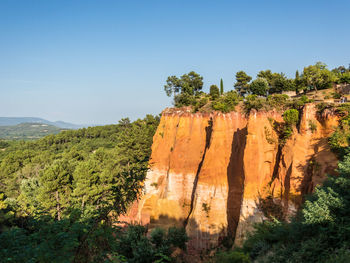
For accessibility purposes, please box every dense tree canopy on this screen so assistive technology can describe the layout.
[302,62,336,92]
[0,115,165,262]
[249,78,269,96]
[164,71,204,107]
[209,85,220,100]
[234,71,252,95]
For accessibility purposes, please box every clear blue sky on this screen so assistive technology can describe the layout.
[1,0,349,124]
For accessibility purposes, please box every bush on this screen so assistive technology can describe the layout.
[167,227,188,250]
[150,227,166,248]
[266,94,289,110]
[193,96,209,112]
[215,250,251,263]
[283,109,299,126]
[174,93,196,107]
[116,225,188,262]
[243,95,265,113]
[309,120,317,133]
[212,91,240,113]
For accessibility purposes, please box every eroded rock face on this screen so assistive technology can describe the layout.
[122,104,338,249]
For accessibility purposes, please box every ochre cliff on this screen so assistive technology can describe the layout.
[122,104,338,249]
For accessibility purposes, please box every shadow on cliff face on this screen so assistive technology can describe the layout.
[295,137,338,202]
[148,214,232,254]
[184,118,213,228]
[226,127,247,244]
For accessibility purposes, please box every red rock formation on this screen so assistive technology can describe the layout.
[122,104,339,249]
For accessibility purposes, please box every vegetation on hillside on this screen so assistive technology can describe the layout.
[164,62,350,113]
[0,122,64,140]
[0,115,192,262]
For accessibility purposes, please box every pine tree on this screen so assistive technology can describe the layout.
[37,159,73,220]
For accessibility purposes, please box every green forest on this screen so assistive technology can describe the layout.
[0,115,190,262]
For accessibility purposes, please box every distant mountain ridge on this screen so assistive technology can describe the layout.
[0,117,86,129]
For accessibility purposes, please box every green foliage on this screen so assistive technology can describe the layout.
[282,109,299,126]
[327,103,350,158]
[167,226,188,250]
[235,71,252,95]
[270,73,296,93]
[0,123,64,140]
[0,115,160,262]
[209,85,220,100]
[257,70,274,86]
[257,71,296,94]
[339,72,350,84]
[212,90,240,113]
[243,95,265,113]
[164,71,204,107]
[0,140,10,148]
[242,148,350,263]
[266,94,289,110]
[249,78,269,96]
[333,92,342,99]
[309,120,317,133]
[215,250,251,263]
[302,62,338,92]
[115,225,188,262]
[220,78,224,95]
[0,214,120,263]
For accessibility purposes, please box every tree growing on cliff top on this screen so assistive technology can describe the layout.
[164,71,203,96]
[220,78,224,95]
[302,62,337,92]
[210,85,220,100]
[249,78,269,96]
[164,71,204,107]
[234,71,252,96]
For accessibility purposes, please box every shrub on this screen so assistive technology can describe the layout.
[283,109,299,126]
[150,227,166,248]
[308,120,317,133]
[193,96,209,112]
[167,227,188,250]
[243,95,265,113]
[215,250,251,263]
[174,93,196,107]
[212,91,240,113]
[266,94,289,110]
[332,92,342,99]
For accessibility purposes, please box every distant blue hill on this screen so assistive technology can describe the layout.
[0,117,87,129]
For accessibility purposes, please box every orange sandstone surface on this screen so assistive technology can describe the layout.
[122,104,338,249]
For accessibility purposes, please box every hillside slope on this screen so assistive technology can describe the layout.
[0,123,64,140]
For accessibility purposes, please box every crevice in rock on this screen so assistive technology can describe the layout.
[301,156,316,200]
[270,144,283,187]
[183,117,213,227]
[226,127,248,243]
[282,160,293,217]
